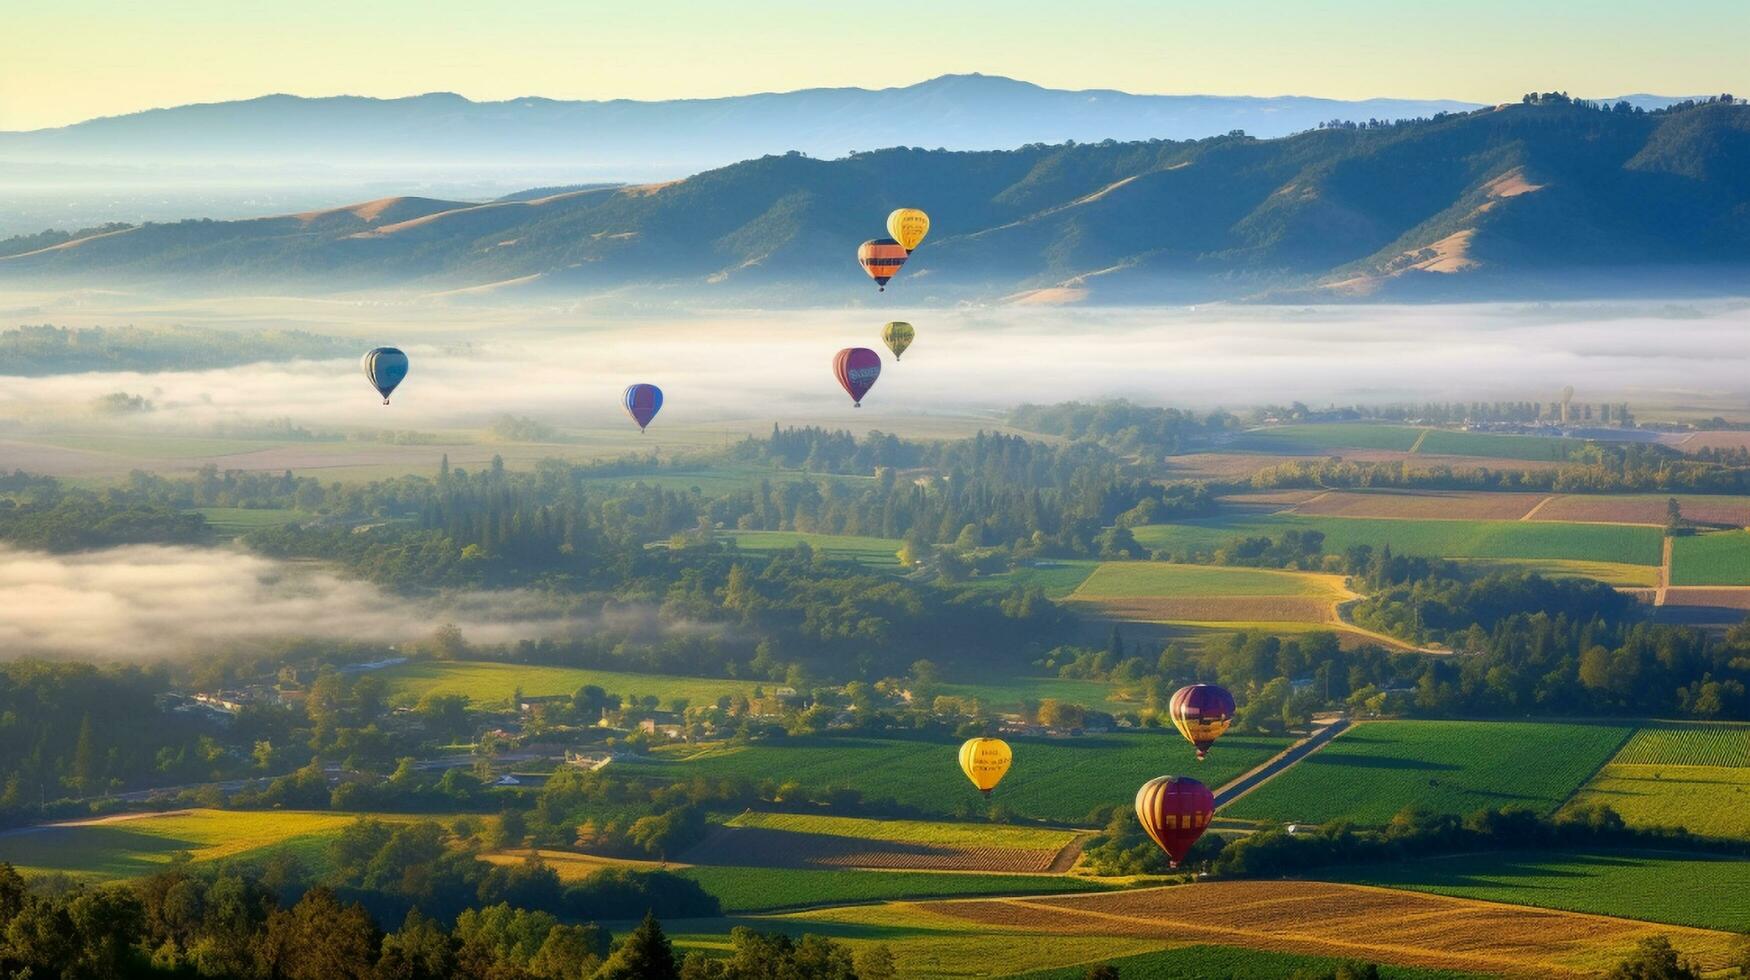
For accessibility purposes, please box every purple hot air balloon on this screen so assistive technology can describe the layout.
[623,383,663,432]
[833,348,881,407]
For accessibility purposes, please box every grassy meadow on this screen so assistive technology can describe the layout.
[619,732,1291,826]
[677,865,1113,914]
[379,660,762,709]
[1222,720,1632,825]
[0,809,379,879]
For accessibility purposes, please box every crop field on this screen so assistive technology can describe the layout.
[719,530,901,565]
[1133,514,1663,566]
[678,866,1112,914]
[1414,429,1581,461]
[1068,562,1347,626]
[1214,488,1328,510]
[725,812,1079,851]
[1669,529,1750,585]
[1570,766,1750,839]
[379,660,760,709]
[1072,563,1342,599]
[918,880,1747,976]
[1565,723,1750,839]
[481,849,664,882]
[1221,720,1632,825]
[1609,722,1750,766]
[1290,489,1546,521]
[682,812,1079,872]
[1324,849,1750,934]
[1448,557,1659,587]
[958,560,1100,598]
[619,732,1293,826]
[1232,424,1424,454]
[1532,493,1750,527]
[1005,945,1480,980]
[0,809,375,879]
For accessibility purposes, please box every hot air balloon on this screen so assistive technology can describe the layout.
[1169,684,1236,761]
[1134,775,1214,868]
[958,737,1012,797]
[857,239,908,291]
[623,383,663,432]
[361,347,409,405]
[887,208,930,252]
[881,321,915,360]
[833,348,881,407]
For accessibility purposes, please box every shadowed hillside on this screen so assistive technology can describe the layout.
[4,98,1747,303]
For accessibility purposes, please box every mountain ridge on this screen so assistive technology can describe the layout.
[6,97,1747,305]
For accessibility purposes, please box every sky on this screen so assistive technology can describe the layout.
[2,0,1746,131]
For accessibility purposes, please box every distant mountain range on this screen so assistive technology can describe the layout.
[5,98,1747,304]
[1,75,1496,179]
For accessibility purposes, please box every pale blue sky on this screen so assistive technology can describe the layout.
[3,0,1745,129]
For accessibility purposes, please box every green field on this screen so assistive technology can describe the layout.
[1670,529,1750,585]
[721,530,902,566]
[1234,424,1423,454]
[1570,765,1750,839]
[620,732,1292,826]
[0,809,375,879]
[1133,514,1662,566]
[1449,557,1659,588]
[1609,723,1750,767]
[1072,563,1341,598]
[1323,849,1750,933]
[379,660,761,709]
[724,811,1079,850]
[1006,944,1481,980]
[1566,723,1750,839]
[959,560,1100,598]
[679,865,1112,914]
[1222,721,1632,825]
[1414,429,1581,461]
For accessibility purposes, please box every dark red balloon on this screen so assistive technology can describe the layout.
[1169,683,1236,760]
[833,347,882,407]
[1134,775,1214,868]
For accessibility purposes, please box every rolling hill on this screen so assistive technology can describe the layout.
[4,97,1747,303]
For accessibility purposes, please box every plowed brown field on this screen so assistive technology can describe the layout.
[1291,489,1545,520]
[680,826,1069,873]
[923,880,1745,977]
[1533,494,1750,527]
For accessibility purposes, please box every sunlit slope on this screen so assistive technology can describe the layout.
[8,101,1749,299]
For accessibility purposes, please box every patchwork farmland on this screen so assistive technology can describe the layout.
[1067,561,1350,627]
[1221,720,1632,825]
[1567,723,1750,840]
[1134,514,1664,567]
[682,811,1084,872]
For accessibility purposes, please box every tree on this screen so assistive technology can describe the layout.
[375,910,455,980]
[854,944,897,980]
[1605,936,1700,980]
[595,911,679,980]
[70,713,101,796]
[259,888,379,980]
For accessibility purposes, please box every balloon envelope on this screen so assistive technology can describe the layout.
[958,737,1012,796]
[833,348,882,406]
[887,208,930,252]
[361,347,409,404]
[882,321,915,360]
[1135,775,1214,868]
[1169,684,1236,760]
[623,383,664,432]
[857,238,907,290]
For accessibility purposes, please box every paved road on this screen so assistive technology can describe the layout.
[1212,719,1349,809]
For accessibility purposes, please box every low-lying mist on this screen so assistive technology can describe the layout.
[0,544,630,660]
[3,301,1749,436]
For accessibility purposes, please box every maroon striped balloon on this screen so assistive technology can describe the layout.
[833,347,882,407]
[1134,775,1214,868]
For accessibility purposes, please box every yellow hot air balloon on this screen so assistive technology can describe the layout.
[887,208,930,253]
[958,737,1012,797]
[882,321,915,360]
